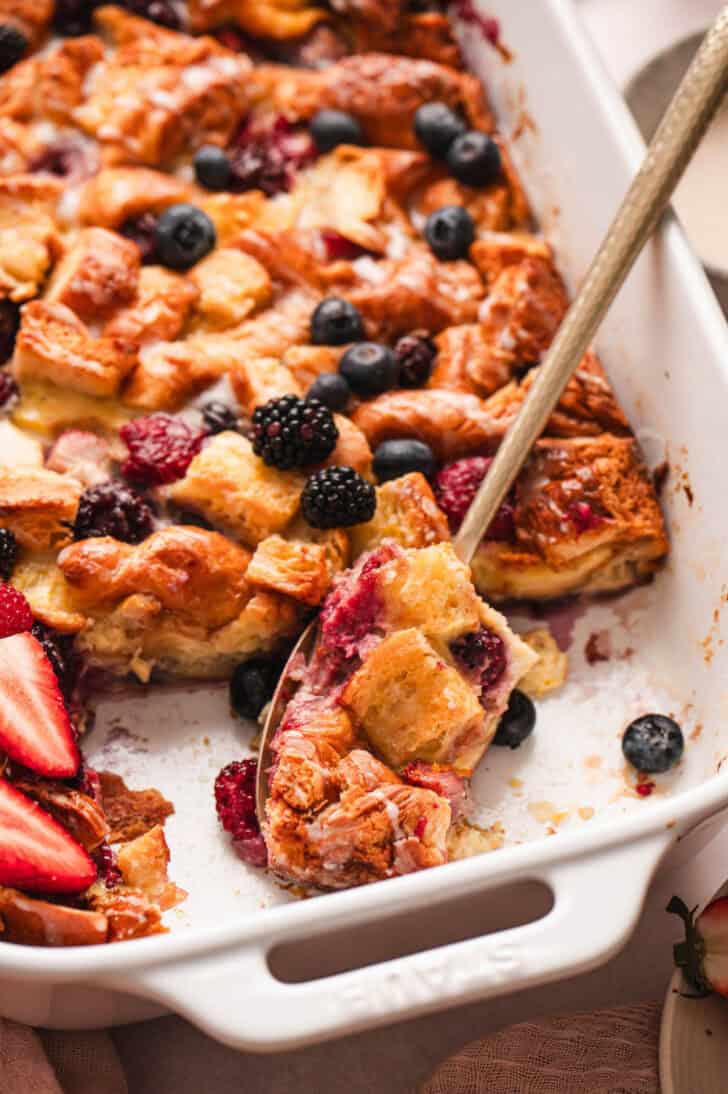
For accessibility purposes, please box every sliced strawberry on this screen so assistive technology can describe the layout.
[0,778,96,894]
[0,633,79,777]
[669,894,728,997]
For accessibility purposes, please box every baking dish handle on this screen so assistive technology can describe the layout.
[106,831,669,1051]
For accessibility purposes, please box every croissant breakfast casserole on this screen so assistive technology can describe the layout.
[0,1,672,945]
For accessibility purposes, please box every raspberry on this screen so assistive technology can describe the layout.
[253,394,338,470]
[0,584,33,638]
[450,626,506,695]
[229,116,317,197]
[93,842,122,889]
[214,760,267,867]
[301,466,376,529]
[320,230,368,262]
[120,414,205,487]
[395,333,437,388]
[434,456,515,540]
[0,528,17,580]
[73,481,154,544]
[567,500,605,534]
[29,140,95,180]
[119,213,159,263]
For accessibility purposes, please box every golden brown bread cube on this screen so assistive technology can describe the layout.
[104,266,199,345]
[350,472,449,558]
[45,228,140,322]
[246,534,331,606]
[0,36,103,124]
[189,249,272,330]
[78,167,193,229]
[187,0,327,38]
[0,466,81,551]
[167,432,305,546]
[14,302,138,399]
[121,339,226,411]
[376,543,482,642]
[352,388,497,462]
[0,176,63,302]
[471,436,668,601]
[11,554,87,633]
[342,628,485,770]
[76,11,251,166]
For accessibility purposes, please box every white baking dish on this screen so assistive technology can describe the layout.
[3,0,728,1050]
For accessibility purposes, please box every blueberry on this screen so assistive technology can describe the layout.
[622,714,684,774]
[424,205,475,261]
[201,401,238,434]
[414,102,467,158]
[310,109,364,153]
[339,342,398,397]
[373,439,436,483]
[447,131,502,188]
[311,297,365,345]
[307,372,351,412]
[493,690,536,749]
[0,24,27,73]
[395,333,437,388]
[230,657,281,721]
[155,204,216,271]
[194,145,232,191]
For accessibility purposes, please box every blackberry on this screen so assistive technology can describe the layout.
[201,401,239,434]
[0,528,16,580]
[31,622,74,692]
[450,626,506,694]
[119,213,159,264]
[301,466,376,529]
[0,24,27,74]
[73,481,154,544]
[0,301,20,364]
[395,333,437,387]
[252,395,338,470]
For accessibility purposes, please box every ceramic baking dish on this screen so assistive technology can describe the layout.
[2,0,728,1051]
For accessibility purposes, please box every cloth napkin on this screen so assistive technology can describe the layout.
[0,1022,127,1094]
[422,1002,661,1093]
[0,1003,661,1093]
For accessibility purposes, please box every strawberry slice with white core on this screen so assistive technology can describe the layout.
[0,633,79,777]
[0,778,96,893]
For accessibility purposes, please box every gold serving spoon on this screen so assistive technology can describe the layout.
[256,6,728,824]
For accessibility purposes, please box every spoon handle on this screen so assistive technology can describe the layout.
[454,4,728,566]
